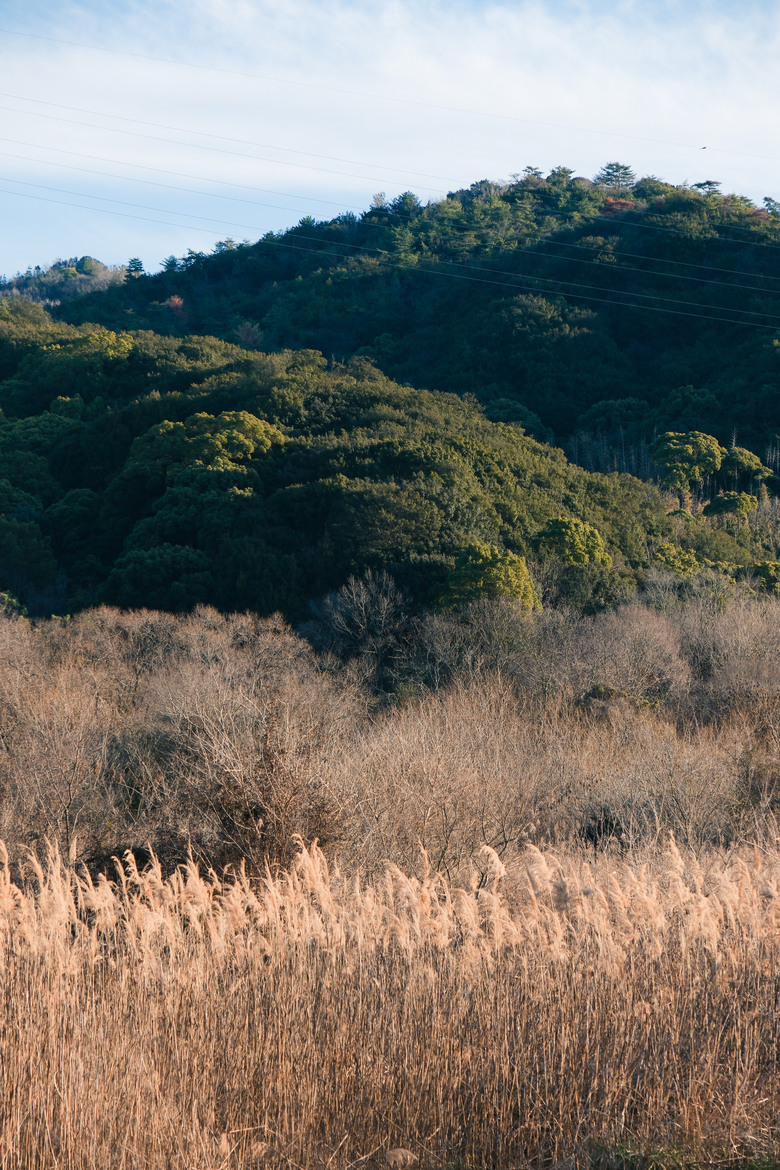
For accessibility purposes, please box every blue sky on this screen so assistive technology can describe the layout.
[1,0,779,276]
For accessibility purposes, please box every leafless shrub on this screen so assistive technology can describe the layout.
[304,569,408,692]
[676,594,780,698]
[2,593,780,877]
[573,603,691,702]
[0,608,358,872]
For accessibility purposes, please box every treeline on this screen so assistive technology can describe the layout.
[2,165,780,617]
[55,164,780,452]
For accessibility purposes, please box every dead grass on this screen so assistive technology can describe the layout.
[1,838,779,1168]
[2,598,780,1166]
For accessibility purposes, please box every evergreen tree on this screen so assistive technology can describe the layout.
[593,162,636,189]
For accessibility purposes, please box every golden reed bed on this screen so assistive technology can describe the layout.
[1,839,779,1170]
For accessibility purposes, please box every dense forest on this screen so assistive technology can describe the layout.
[1,163,780,620]
[51,163,780,452]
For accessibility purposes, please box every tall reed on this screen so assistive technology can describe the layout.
[1,838,778,1168]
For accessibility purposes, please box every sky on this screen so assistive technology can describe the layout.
[1,0,779,276]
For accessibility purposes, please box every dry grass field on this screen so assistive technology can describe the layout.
[3,589,780,1167]
[2,836,780,1169]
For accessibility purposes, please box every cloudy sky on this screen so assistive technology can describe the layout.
[1,0,779,276]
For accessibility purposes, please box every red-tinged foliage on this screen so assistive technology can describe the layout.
[600,198,636,215]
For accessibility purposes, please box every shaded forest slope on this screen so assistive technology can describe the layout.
[2,166,780,616]
[52,167,780,457]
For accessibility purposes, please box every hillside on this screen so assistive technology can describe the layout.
[49,166,780,459]
[2,166,780,618]
[0,296,684,616]
[5,171,780,1170]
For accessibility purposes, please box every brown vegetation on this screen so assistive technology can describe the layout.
[2,593,780,877]
[3,592,780,1166]
[1,836,779,1168]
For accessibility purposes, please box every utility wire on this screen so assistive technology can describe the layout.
[6,164,780,299]
[5,171,775,320]
[0,103,447,194]
[233,233,780,331]
[515,241,780,296]
[6,182,776,331]
[0,92,452,184]
[1,26,777,165]
[0,149,334,221]
[0,176,268,233]
[6,128,780,288]
[2,85,779,262]
[0,184,249,237]
[3,177,779,325]
[6,112,780,273]
[0,135,362,208]
[578,206,780,253]
[256,229,780,322]
[4,172,779,321]
[542,236,780,285]
[3,124,780,306]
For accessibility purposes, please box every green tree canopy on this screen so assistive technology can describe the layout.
[753,561,780,592]
[537,516,612,566]
[593,162,636,189]
[105,543,212,610]
[703,490,757,516]
[654,542,701,578]
[441,543,541,609]
[650,431,727,505]
[722,446,772,488]
[121,410,284,497]
[702,491,758,533]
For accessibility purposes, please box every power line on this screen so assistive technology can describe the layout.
[0,103,447,194]
[595,207,780,253]
[7,131,780,293]
[3,125,780,311]
[4,171,780,326]
[0,148,332,221]
[251,206,780,312]
[3,181,777,331]
[244,234,780,331]
[543,236,780,285]
[518,240,780,296]
[0,135,363,208]
[0,91,452,184]
[266,229,780,323]
[7,163,779,300]
[4,109,780,272]
[0,184,245,238]
[376,192,780,270]
[242,201,780,313]
[0,175,264,233]
[1,26,777,164]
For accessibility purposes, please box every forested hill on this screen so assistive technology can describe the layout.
[2,164,780,619]
[0,297,678,617]
[51,166,780,458]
